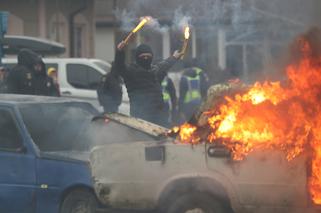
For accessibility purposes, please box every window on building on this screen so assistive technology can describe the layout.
[226,45,243,77]
[0,109,23,152]
[66,64,102,90]
[74,25,83,57]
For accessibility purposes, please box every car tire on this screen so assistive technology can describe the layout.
[60,189,97,213]
[165,192,228,213]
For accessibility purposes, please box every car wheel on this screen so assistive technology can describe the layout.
[165,192,227,213]
[60,189,97,213]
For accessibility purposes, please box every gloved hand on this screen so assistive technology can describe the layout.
[173,50,185,59]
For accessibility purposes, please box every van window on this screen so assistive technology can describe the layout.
[66,64,102,90]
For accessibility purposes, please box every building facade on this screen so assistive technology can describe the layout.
[95,0,321,83]
[1,0,95,57]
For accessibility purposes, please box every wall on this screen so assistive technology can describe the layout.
[95,27,115,62]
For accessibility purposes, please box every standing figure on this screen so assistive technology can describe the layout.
[161,75,177,127]
[6,48,59,96]
[115,41,183,126]
[0,66,8,93]
[47,67,60,96]
[97,62,123,113]
[179,61,209,122]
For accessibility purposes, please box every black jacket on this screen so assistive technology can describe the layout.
[114,49,177,123]
[97,63,123,113]
[6,49,58,96]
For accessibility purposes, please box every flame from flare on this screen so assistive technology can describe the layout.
[173,38,321,204]
[132,17,151,33]
[184,26,190,40]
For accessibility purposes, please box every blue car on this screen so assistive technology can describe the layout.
[0,94,102,213]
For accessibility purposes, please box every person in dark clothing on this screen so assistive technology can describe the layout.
[115,41,183,126]
[37,60,60,97]
[179,63,209,123]
[6,49,58,96]
[97,62,123,113]
[161,75,177,127]
[0,66,8,93]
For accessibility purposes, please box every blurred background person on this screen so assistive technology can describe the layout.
[47,67,60,96]
[97,62,123,113]
[161,74,177,127]
[179,58,209,123]
[7,48,59,97]
[0,66,8,93]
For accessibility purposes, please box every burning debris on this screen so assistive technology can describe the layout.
[170,28,321,204]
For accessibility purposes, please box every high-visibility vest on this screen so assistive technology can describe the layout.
[183,74,201,104]
[162,77,171,108]
[194,67,203,75]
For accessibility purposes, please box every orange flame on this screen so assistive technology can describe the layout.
[173,38,321,204]
[178,123,200,144]
[132,16,151,33]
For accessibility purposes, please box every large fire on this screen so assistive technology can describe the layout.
[172,30,321,204]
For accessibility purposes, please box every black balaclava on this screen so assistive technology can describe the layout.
[135,44,153,69]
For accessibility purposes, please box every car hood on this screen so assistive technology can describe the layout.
[41,150,90,162]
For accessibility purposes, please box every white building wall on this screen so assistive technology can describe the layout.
[95,27,115,62]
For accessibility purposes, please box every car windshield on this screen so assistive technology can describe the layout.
[92,60,111,73]
[19,102,98,152]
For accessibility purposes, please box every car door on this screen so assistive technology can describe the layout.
[0,107,37,213]
[205,143,308,210]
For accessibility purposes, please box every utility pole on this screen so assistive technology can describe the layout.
[0,11,9,65]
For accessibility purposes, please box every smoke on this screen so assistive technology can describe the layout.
[111,0,321,83]
[172,8,192,30]
[114,10,169,34]
[146,17,169,34]
[113,9,136,32]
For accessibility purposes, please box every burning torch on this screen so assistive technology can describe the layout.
[180,26,190,59]
[122,17,151,45]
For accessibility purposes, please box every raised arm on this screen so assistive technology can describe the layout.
[154,50,184,82]
[114,41,128,77]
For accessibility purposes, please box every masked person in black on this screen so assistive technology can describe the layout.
[7,49,58,96]
[115,41,183,126]
[97,62,123,113]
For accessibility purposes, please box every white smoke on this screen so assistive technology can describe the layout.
[172,8,192,30]
[113,9,136,32]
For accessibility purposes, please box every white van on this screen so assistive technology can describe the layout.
[2,58,129,114]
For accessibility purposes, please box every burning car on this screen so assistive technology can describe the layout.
[90,29,321,213]
[89,113,315,213]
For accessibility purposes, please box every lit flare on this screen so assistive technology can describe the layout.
[123,16,151,44]
[180,26,190,58]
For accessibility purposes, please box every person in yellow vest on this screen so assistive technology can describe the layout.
[179,59,209,123]
[47,67,60,96]
[161,75,177,127]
